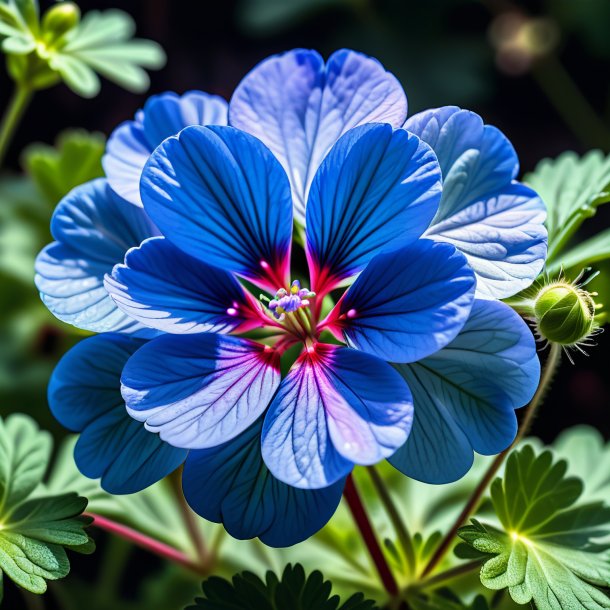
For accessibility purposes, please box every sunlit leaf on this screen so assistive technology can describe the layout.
[54,9,166,97]
[457,445,610,609]
[524,150,610,264]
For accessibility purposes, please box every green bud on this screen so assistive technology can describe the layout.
[41,2,80,43]
[534,282,596,346]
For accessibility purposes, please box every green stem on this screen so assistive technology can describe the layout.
[418,560,481,591]
[0,83,33,168]
[95,536,131,604]
[420,343,562,577]
[366,465,417,576]
[171,468,210,569]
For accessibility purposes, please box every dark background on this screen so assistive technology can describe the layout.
[0,0,609,606]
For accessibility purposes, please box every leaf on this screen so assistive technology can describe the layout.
[186,564,379,610]
[546,228,610,276]
[0,414,93,595]
[22,129,105,206]
[0,0,36,54]
[0,414,52,515]
[524,150,610,263]
[552,426,610,506]
[457,445,610,609]
[54,9,166,97]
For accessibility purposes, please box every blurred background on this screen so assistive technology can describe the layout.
[0,0,609,606]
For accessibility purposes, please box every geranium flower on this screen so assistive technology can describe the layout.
[37,49,546,546]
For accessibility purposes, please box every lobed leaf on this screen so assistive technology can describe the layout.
[524,150,610,265]
[458,445,610,609]
[186,564,379,610]
[0,415,93,595]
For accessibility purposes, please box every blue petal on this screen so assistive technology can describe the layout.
[388,299,540,483]
[306,124,441,292]
[230,48,408,224]
[105,236,256,334]
[35,179,158,335]
[335,239,476,363]
[49,334,186,494]
[141,125,292,290]
[121,334,281,449]
[405,107,547,299]
[183,418,345,547]
[103,91,228,206]
[261,343,413,489]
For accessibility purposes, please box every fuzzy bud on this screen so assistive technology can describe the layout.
[533,282,596,346]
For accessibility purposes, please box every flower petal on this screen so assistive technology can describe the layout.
[49,334,186,494]
[103,91,228,206]
[105,236,256,334]
[405,106,547,299]
[389,299,540,483]
[306,124,441,292]
[183,418,345,547]
[141,125,292,290]
[35,178,157,335]
[334,239,475,363]
[230,48,408,224]
[261,343,413,489]
[121,334,281,449]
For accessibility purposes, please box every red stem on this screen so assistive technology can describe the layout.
[343,475,399,597]
[86,513,207,575]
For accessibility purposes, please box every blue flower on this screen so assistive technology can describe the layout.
[39,48,545,546]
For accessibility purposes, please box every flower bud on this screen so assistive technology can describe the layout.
[41,3,80,43]
[533,282,596,346]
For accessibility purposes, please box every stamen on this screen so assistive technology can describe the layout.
[259,280,316,325]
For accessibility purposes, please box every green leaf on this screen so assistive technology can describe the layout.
[22,129,105,205]
[0,414,92,596]
[552,426,610,507]
[0,414,51,515]
[458,445,610,609]
[0,0,36,53]
[54,9,166,97]
[186,564,379,610]
[546,227,610,275]
[524,150,610,263]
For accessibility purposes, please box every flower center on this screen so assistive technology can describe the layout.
[265,280,315,320]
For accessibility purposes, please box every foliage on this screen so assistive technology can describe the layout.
[0,414,93,600]
[0,0,165,96]
[23,128,105,204]
[186,564,379,610]
[524,150,610,271]
[457,445,610,609]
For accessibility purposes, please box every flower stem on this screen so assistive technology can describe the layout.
[0,83,33,169]
[366,465,417,575]
[418,560,481,590]
[420,342,562,577]
[170,468,210,568]
[343,474,399,597]
[86,513,208,576]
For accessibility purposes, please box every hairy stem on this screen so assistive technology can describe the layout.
[366,465,417,575]
[421,342,562,577]
[86,513,209,576]
[0,84,32,168]
[343,474,399,597]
